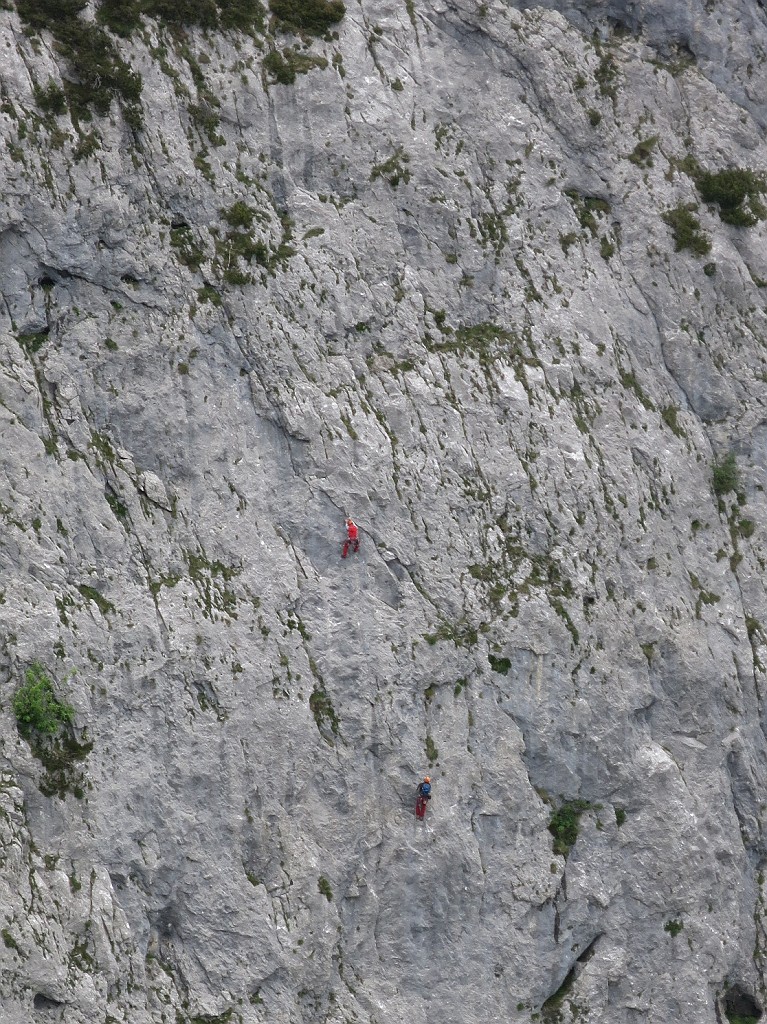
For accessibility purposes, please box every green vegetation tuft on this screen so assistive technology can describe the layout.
[548,798,594,857]
[309,686,339,735]
[221,201,256,229]
[425,734,438,764]
[370,147,411,187]
[18,0,142,121]
[663,919,683,937]
[661,405,686,438]
[16,329,49,355]
[170,226,206,271]
[78,584,116,616]
[269,0,345,35]
[738,518,755,539]
[12,663,91,798]
[696,168,767,227]
[595,51,618,97]
[34,80,67,115]
[98,0,265,35]
[564,190,611,236]
[22,0,265,122]
[263,47,328,84]
[13,662,74,737]
[541,963,576,1022]
[197,285,222,305]
[488,654,511,675]
[619,370,654,410]
[725,1009,761,1024]
[712,453,739,496]
[628,135,658,168]
[662,204,711,255]
[317,875,333,900]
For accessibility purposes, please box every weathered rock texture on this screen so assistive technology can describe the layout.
[1,0,767,1022]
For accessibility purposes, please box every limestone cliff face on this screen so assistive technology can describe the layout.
[1,1,767,1021]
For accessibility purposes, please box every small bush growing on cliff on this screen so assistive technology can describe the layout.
[370,147,411,188]
[697,168,767,227]
[217,0,266,31]
[170,225,206,270]
[425,734,438,764]
[662,204,711,255]
[221,201,256,229]
[712,453,739,496]
[13,664,92,799]
[263,47,328,84]
[21,0,265,122]
[309,686,339,736]
[563,190,611,237]
[13,663,74,736]
[98,0,265,35]
[18,0,142,122]
[548,799,595,857]
[269,0,345,35]
[628,135,658,168]
[34,81,67,115]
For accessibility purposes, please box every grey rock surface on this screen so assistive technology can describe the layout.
[1,1,767,1022]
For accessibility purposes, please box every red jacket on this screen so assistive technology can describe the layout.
[346,520,358,541]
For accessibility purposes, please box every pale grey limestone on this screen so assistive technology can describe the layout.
[0,1,767,1022]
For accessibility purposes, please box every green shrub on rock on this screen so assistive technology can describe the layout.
[269,0,345,35]
[98,0,265,34]
[662,204,711,255]
[548,798,594,857]
[712,453,739,496]
[13,662,74,737]
[697,168,767,227]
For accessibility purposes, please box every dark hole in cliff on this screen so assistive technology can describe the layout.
[34,993,63,1010]
[724,984,763,1023]
[38,275,55,289]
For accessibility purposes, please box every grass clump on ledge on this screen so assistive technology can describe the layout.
[628,134,658,168]
[696,168,767,227]
[309,686,339,736]
[548,798,595,857]
[17,0,142,123]
[269,0,345,35]
[712,453,739,497]
[97,0,266,35]
[263,47,328,85]
[662,204,711,256]
[13,663,91,799]
[13,662,74,737]
[21,0,267,122]
[425,734,438,764]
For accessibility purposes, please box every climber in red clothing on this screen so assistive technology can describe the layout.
[415,776,431,820]
[342,518,359,559]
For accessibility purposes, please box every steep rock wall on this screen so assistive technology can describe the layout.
[1,1,767,1022]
